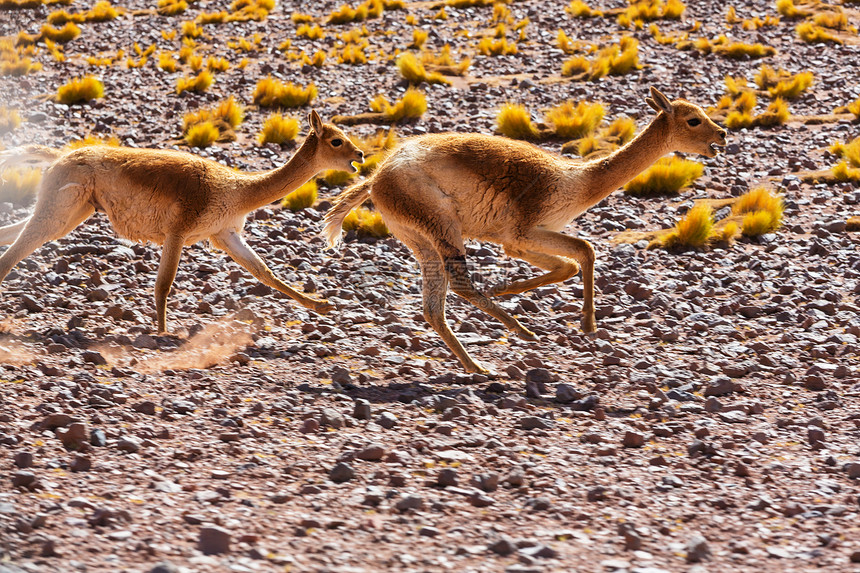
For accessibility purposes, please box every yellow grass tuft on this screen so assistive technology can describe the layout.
[38,22,81,44]
[297,23,325,40]
[0,107,22,134]
[410,29,428,49]
[396,52,450,85]
[370,88,427,122]
[477,37,518,56]
[157,0,187,16]
[253,77,317,108]
[66,134,120,149]
[624,156,703,196]
[844,97,860,120]
[0,168,41,204]
[421,44,471,75]
[566,0,602,17]
[281,180,318,211]
[714,40,776,59]
[343,206,390,238]
[604,116,636,144]
[562,36,639,80]
[754,98,789,127]
[658,204,714,249]
[56,75,104,104]
[302,50,327,67]
[796,21,842,44]
[832,161,860,181]
[776,0,808,18]
[497,103,539,140]
[831,136,860,167]
[176,70,214,94]
[741,211,780,237]
[185,121,219,148]
[258,113,299,145]
[544,100,604,140]
[733,187,783,216]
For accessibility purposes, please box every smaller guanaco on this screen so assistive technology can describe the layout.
[0,111,364,333]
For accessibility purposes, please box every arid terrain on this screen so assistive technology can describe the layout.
[1,0,859,572]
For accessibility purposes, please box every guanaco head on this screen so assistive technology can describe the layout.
[308,110,364,173]
[646,87,727,158]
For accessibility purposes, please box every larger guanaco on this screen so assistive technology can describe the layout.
[323,88,727,374]
[0,111,364,333]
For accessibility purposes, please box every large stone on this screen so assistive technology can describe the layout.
[199,525,231,555]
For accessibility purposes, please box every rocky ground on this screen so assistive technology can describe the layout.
[1,0,860,572]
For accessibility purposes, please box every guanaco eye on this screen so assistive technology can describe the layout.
[687,118,702,127]
[331,138,343,147]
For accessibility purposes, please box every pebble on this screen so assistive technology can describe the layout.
[356,444,386,461]
[300,419,319,433]
[116,436,142,453]
[377,411,398,429]
[198,525,231,555]
[329,462,355,483]
[394,494,424,512]
[70,455,91,472]
[58,423,88,450]
[437,468,458,487]
[489,536,517,556]
[89,429,107,447]
[555,383,583,403]
[13,451,33,468]
[685,535,711,563]
[520,416,554,430]
[623,430,646,448]
[149,562,180,573]
[11,471,36,489]
[320,408,345,429]
[353,399,372,420]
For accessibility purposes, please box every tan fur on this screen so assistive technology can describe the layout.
[324,88,727,374]
[0,111,364,333]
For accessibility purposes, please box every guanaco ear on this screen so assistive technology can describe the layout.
[646,87,673,115]
[308,110,324,135]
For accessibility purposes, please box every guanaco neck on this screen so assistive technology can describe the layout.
[575,113,673,209]
[238,136,321,213]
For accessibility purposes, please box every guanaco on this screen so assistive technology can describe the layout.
[323,88,727,374]
[0,111,364,333]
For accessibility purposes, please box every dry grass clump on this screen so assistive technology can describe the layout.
[776,0,810,18]
[282,180,318,211]
[649,23,689,45]
[566,0,602,17]
[176,70,214,94]
[183,97,244,141]
[496,103,539,140]
[343,206,390,238]
[49,1,118,24]
[796,22,842,44]
[683,35,776,59]
[297,23,325,40]
[56,75,104,104]
[370,88,426,121]
[421,44,471,76]
[624,156,703,196]
[1,39,42,76]
[17,22,81,45]
[258,113,299,145]
[65,134,120,149]
[326,0,402,25]
[335,42,368,65]
[617,0,686,28]
[831,136,860,181]
[302,50,327,67]
[732,187,784,236]
[0,107,22,134]
[185,121,219,148]
[659,204,714,249]
[157,0,188,16]
[843,97,860,120]
[477,37,518,56]
[253,77,317,108]
[396,52,451,85]
[847,216,860,232]
[0,168,40,204]
[722,91,790,130]
[410,29,429,49]
[562,36,639,80]
[754,65,814,100]
[544,100,604,140]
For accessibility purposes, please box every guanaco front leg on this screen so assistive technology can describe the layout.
[155,234,185,334]
[210,230,333,314]
[488,246,580,297]
[512,229,596,333]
